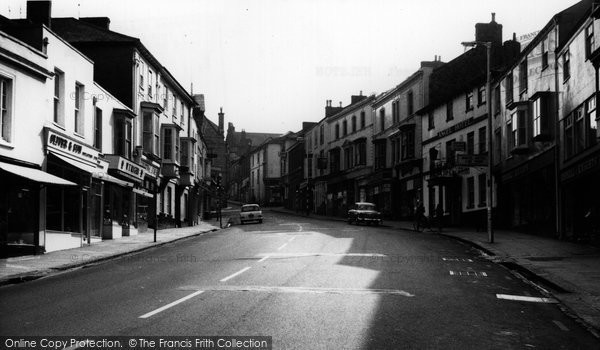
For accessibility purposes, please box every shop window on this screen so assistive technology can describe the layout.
[142,111,160,156]
[0,76,13,143]
[467,177,475,209]
[478,173,487,207]
[162,125,180,163]
[53,69,64,126]
[93,107,102,149]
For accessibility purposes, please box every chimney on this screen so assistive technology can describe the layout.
[475,12,502,47]
[218,107,225,135]
[351,91,367,104]
[325,99,344,118]
[502,32,521,65]
[27,1,51,28]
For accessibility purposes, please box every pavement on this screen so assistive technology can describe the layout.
[1,204,599,337]
[268,206,600,336]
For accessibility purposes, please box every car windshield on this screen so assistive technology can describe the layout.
[356,204,376,211]
[241,205,260,212]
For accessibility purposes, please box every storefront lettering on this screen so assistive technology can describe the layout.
[47,130,98,162]
[561,155,600,181]
[437,118,475,138]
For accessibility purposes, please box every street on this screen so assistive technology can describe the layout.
[1,210,598,349]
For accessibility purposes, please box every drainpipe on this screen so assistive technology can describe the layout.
[553,20,563,239]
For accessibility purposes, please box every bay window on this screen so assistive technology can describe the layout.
[142,111,160,156]
[161,124,181,164]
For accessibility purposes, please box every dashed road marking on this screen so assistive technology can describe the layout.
[139,290,204,319]
[277,243,288,250]
[220,267,251,282]
[552,320,569,331]
[443,258,473,262]
[258,255,270,263]
[449,270,488,277]
[259,253,387,258]
[180,285,415,296]
[288,236,296,242]
[496,294,558,303]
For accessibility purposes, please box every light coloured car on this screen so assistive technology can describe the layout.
[347,202,382,225]
[240,204,263,224]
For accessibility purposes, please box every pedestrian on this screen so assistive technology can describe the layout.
[414,202,425,232]
[436,203,443,233]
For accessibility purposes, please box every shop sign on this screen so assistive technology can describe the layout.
[46,129,99,167]
[561,153,600,182]
[436,118,475,138]
[456,154,488,166]
[142,161,160,179]
[105,155,145,182]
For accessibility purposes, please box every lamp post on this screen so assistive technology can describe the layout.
[461,40,494,243]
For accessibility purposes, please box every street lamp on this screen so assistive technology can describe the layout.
[461,40,494,243]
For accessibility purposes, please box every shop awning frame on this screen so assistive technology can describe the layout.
[49,152,133,188]
[0,161,77,186]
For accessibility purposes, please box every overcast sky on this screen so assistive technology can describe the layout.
[2,0,577,134]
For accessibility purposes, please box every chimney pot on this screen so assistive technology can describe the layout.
[339,102,342,107]
[513,32,517,41]
[492,13,496,22]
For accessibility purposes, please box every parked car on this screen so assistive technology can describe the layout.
[347,202,382,225]
[240,204,263,224]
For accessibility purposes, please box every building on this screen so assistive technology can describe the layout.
[280,122,316,211]
[418,14,520,227]
[0,2,140,255]
[47,11,207,229]
[201,110,227,210]
[556,1,600,241]
[249,137,285,206]
[493,0,592,235]
[371,59,443,219]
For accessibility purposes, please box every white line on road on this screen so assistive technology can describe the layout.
[139,290,204,319]
[258,255,270,263]
[180,285,415,296]
[220,267,251,282]
[496,294,558,303]
[260,253,387,258]
[552,320,569,331]
[277,243,288,250]
[288,236,296,242]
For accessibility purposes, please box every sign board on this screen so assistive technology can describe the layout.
[456,154,488,167]
[105,155,145,182]
[46,129,99,168]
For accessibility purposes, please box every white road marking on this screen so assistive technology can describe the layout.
[220,267,252,282]
[258,255,270,263]
[288,236,296,242]
[449,270,456,275]
[496,294,558,303]
[552,320,569,331]
[260,252,387,258]
[139,290,204,319]
[481,272,487,277]
[449,270,487,277]
[277,243,288,250]
[180,285,415,296]
[5,264,30,270]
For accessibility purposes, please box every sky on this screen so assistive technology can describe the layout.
[1,0,579,134]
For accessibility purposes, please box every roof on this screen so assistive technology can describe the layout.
[49,17,195,104]
[228,130,282,148]
[327,95,376,123]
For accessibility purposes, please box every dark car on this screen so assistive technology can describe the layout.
[347,202,382,225]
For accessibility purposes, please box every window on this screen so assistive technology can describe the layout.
[509,110,527,151]
[428,111,435,130]
[587,96,598,146]
[139,62,145,90]
[342,120,347,136]
[400,129,415,160]
[565,114,574,158]
[345,147,354,169]
[478,126,486,154]
[360,111,366,129]
[407,91,414,116]
[329,148,341,173]
[563,49,570,81]
[447,101,453,121]
[53,69,64,125]
[446,139,455,164]
[541,36,549,69]
[352,115,357,133]
[163,128,173,160]
[478,173,487,206]
[357,141,367,165]
[505,73,513,103]
[335,123,340,139]
[93,107,102,149]
[115,117,132,159]
[391,138,400,164]
[0,77,12,143]
[374,142,386,169]
[307,156,313,178]
[519,60,528,92]
[575,107,585,153]
[148,69,153,97]
[180,101,184,124]
[494,85,501,116]
[586,22,596,58]
[467,131,475,155]
[143,111,160,156]
[163,87,169,109]
[494,128,502,163]
[74,83,83,134]
[320,125,324,145]
[466,91,474,111]
[379,108,385,132]
[478,86,486,106]
[166,187,172,215]
[172,95,177,118]
[392,100,400,123]
[533,98,542,137]
[467,177,475,209]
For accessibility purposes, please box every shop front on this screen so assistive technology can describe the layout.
[0,160,76,257]
[137,158,160,232]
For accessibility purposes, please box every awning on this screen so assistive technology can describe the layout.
[133,187,154,198]
[50,152,133,188]
[0,161,76,186]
